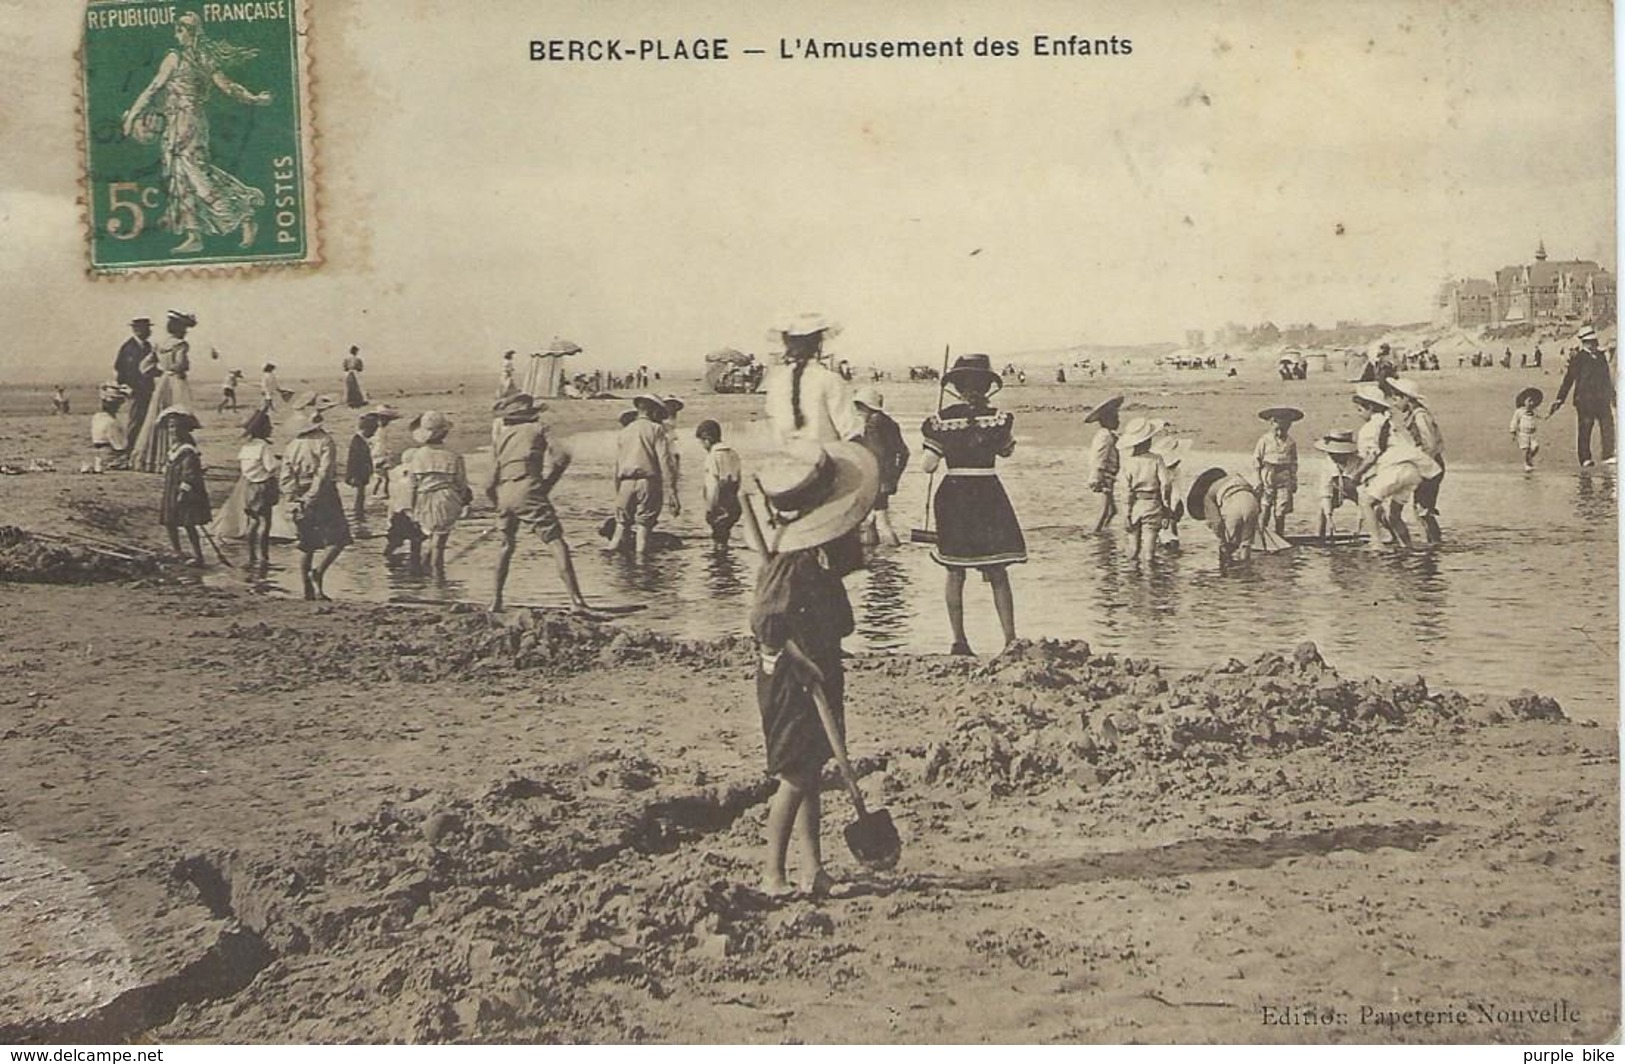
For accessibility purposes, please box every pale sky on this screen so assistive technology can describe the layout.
[0,0,1616,381]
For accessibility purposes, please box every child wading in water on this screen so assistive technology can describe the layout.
[1253,407,1301,535]
[238,408,280,567]
[747,440,879,897]
[1314,432,1360,538]
[1085,396,1124,531]
[383,416,425,569]
[406,411,472,577]
[1118,418,1171,562]
[696,419,742,545]
[157,408,211,566]
[345,412,378,522]
[1511,387,1543,472]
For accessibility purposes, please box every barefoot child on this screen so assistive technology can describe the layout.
[1253,407,1302,535]
[696,419,743,545]
[1511,387,1543,471]
[1118,417,1170,562]
[344,412,378,521]
[238,409,280,566]
[406,411,472,577]
[1186,466,1282,565]
[280,395,351,600]
[1085,396,1124,531]
[157,408,210,566]
[1314,432,1360,538]
[382,416,424,568]
[747,440,878,896]
[606,395,677,557]
[486,392,591,613]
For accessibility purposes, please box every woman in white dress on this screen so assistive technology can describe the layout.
[132,310,199,472]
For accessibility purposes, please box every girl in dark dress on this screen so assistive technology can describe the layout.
[920,354,1025,655]
[157,408,211,566]
[747,440,878,896]
[345,412,378,521]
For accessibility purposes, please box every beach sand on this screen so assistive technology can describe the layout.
[0,362,1616,1043]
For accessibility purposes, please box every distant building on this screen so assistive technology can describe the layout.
[1440,241,1614,329]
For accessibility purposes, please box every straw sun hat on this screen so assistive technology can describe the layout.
[853,386,884,411]
[413,410,453,444]
[943,354,1003,397]
[1083,395,1125,425]
[1257,407,1304,423]
[1514,387,1545,408]
[750,440,878,554]
[492,392,544,421]
[1352,383,1390,410]
[1185,466,1231,522]
[1116,417,1164,450]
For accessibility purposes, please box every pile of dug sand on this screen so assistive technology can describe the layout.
[0,526,162,584]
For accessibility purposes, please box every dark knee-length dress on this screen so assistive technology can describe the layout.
[751,550,852,779]
[921,403,1027,569]
[159,442,212,529]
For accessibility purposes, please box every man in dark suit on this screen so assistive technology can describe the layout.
[1550,326,1616,467]
[114,316,156,445]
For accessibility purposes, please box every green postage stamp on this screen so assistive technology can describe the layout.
[81,1,317,274]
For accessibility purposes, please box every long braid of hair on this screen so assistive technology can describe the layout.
[790,357,809,430]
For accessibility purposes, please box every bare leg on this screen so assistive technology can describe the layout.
[547,536,590,609]
[603,519,627,552]
[491,531,518,611]
[312,545,344,599]
[633,525,649,559]
[875,509,900,546]
[793,782,825,893]
[432,533,448,578]
[167,526,182,556]
[859,514,879,547]
[185,527,204,567]
[1094,491,1117,532]
[945,568,970,653]
[1387,503,1414,549]
[763,774,806,895]
[257,523,271,566]
[299,551,316,599]
[246,518,260,565]
[988,567,1017,648]
[353,484,366,522]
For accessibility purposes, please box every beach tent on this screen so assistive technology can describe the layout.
[704,348,759,393]
[523,339,581,399]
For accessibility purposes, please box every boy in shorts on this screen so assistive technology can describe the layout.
[486,392,590,612]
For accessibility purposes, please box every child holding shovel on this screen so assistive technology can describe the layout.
[745,440,880,897]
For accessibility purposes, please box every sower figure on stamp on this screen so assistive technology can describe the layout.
[121,12,273,254]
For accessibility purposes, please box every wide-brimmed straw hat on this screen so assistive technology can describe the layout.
[1083,395,1125,425]
[1313,435,1359,456]
[1515,386,1545,408]
[1151,437,1188,470]
[1185,466,1230,522]
[307,394,339,413]
[943,353,1003,397]
[129,316,151,326]
[413,410,453,444]
[1352,383,1390,410]
[98,381,132,403]
[1116,416,1163,450]
[1578,326,1599,344]
[1381,377,1426,405]
[853,386,884,411]
[1258,406,1304,423]
[662,395,685,414]
[773,312,842,341]
[750,440,878,554]
[156,406,200,432]
[632,393,667,416]
[166,309,198,328]
[370,404,402,422]
[492,392,545,422]
[546,338,583,356]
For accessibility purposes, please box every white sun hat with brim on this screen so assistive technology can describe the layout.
[853,386,884,411]
[1353,383,1390,409]
[1116,417,1164,450]
[412,410,453,445]
[1381,377,1427,405]
[770,312,842,343]
[749,440,878,554]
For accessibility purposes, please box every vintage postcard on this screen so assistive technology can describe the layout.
[79,0,316,274]
[0,0,1618,1048]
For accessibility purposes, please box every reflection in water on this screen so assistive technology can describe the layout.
[857,553,913,650]
[701,544,748,602]
[1575,471,1617,523]
[227,460,1618,721]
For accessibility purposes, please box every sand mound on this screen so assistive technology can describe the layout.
[0,526,161,584]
